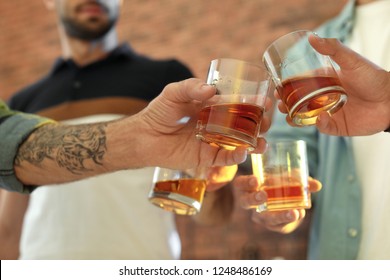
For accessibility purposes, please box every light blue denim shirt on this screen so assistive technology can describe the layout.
[0,100,54,193]
[267,0,363,259]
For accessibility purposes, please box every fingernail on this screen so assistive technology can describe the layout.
[233,151,247,165]
[249,177,258,187]
[313,32,325,43]
[255,192,265,202]
[201,83,213,90]
[264,141,269,152]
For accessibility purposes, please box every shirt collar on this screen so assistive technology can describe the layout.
[49,43,136,75]
[334,0,356,40]
[314,0,356,43]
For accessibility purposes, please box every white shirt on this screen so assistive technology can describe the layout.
[347,0,390,259]
[20,115,181,260]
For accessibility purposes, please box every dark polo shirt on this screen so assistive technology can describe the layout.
[8,43,193,120]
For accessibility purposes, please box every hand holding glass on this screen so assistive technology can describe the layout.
[251,140,311,212]
[263,30,347,126]
[148,167,207,215]
[196,58,271,151]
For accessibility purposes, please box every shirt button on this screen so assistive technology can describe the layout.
[348,228,358,238]
[347,175,355,182]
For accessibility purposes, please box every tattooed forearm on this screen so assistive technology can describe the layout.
[15,123,108,174]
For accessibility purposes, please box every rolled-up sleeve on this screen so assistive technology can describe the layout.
[0,102,54,193]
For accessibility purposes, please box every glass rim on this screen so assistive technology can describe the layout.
[250,139,307,157]
[210,57,267,71]
[267,139,307,148]
[262,29,314,62]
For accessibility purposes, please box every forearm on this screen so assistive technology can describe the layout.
[14,116,147,186]
[12,76,251,188]
[0,190,28,259]
[0,233,20,260]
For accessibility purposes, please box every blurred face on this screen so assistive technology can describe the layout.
[56,0,120,40]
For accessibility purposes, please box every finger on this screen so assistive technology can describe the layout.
[308,177,322,192]
[233,175,266,209]
[308,34,373,72]
[276,102,298,127]
[285,115,297,127]
[211,145,248,166]
[277,101,288,114]
[206,165,238,191]
[250,137,268,154]
[259,116,271,134]
[239,191,267,209]
[232,175,259,191]
[271,209,306,233]
[252,209,304,228]
[207,165,238,182]
[316,111,340,135]
[162,78,217,103]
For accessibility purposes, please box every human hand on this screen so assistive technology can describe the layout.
[190,165,238,225]
[277,35,390,136]
[233,174,322,234]
[139,78,271,169]
[205,165,238,192]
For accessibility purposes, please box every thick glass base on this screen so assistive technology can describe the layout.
[256,199,311,213]
[290,87,347,126]
[149,191,201,215]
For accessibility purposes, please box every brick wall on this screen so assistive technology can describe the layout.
[0,0,347,101]
[0,0,348,259]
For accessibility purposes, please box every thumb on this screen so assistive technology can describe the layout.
[160,78,217,103]
[308,34,367,71]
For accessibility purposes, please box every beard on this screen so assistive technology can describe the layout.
[61,16,117,41]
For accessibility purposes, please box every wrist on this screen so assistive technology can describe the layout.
[105,114,148,170]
